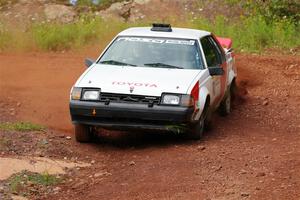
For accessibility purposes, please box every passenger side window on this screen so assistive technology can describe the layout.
[201,37,222,68]
[209,36,226,63]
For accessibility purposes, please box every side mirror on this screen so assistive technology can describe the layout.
[209,66,224,76]
[85,58,95,68]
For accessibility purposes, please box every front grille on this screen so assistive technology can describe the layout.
[100,93,161,105]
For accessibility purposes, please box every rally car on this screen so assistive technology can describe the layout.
[69,24,237,142]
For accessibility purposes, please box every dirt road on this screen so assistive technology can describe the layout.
[0,50,99,132]
[0,51,300,200]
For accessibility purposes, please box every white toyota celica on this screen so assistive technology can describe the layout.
[70,24,237,142]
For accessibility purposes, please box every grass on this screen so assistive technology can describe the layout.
[0,31,10,50]
[31,16,131,51]
[0,14,299,53]
[9,171,61,194]
[0,122,45,132]
[0,22,11,51]
[27,172,60,186]
[191,15,300,52]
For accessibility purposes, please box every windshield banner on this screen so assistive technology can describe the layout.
[117,37,195,46]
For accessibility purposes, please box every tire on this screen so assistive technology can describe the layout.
[230,79,237,101]
[75,124,93,143]
[204,108,213,130]
[188,115,205,140]
[219,89,231,116]
[187,102,209,140]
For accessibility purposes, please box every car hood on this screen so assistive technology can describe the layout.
[76,64,203,96]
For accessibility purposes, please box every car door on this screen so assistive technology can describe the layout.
[209,35,228,104]
[200,36,227,107]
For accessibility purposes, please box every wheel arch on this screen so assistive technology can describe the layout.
[194,87,211,120]
[228,68,237,87]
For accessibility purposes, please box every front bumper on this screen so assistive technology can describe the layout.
[69,100,195,131]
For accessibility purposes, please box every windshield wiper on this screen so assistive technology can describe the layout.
[99,60,137,67]
[144,62,183,69]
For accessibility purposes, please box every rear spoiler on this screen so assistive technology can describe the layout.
[216,37,232,50]
[216,36,234,57]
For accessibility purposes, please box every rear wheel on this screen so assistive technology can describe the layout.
[75,124,93,143]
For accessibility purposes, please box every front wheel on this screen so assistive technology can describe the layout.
[74,124,93,143]
[187,106,209,140]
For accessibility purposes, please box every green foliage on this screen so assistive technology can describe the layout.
[0,22,11,50]
[0,12,299,53]
[224,0,242,6]
[259,0,299,24]
[31,16,129,51]
[9,172,24,193]
[9,171,61,194]
[0,122,45,132]
[32,16,98,51]
[192,15,300,52]
[96,0,125,9]
[0,30,10,50]
[235,0,300,24]
[27,172,60,186]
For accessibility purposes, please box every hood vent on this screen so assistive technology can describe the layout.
[151,23,172,32]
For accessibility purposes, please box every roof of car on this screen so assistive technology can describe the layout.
[118,27,211,40]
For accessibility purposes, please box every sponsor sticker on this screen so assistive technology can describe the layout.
[117,37,195,46]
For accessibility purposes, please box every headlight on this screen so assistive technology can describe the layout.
[82,90,100,100]
[71,87,82,100]
[161,94,180,105]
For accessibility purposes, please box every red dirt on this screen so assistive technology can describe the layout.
[0,51,300,200]
[0,50,99,132]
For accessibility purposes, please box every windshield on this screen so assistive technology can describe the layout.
[98,37,203,69]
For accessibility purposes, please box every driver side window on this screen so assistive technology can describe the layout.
[201,37,221,68]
